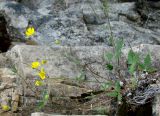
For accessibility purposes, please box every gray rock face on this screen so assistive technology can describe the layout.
[0,1,37,40]
[0,68,21,113]
[6,45,112,90]
[109,2,140,21]
[136,1,160,29]
[0,54,7,67]
[5,45,115,115]
[153,93,160,116]
[31,112,56,116]
[81,0,106,24]
[0,0,160,47]
[6,44,160,89]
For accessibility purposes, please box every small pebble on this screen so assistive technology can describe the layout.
[127,92,132,97]
[120,81,124,87]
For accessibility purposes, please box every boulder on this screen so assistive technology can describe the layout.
[0,54,7,67]
[4,44,160,115]
[31,112,60,116]
[6,45,113,90]
[0,68,22,114]
[6,44,160,90]
[152,92,160,116]
[81,0,106,24]
[0,0,160,48]
[0,1,95,46]
[0,68,17,84]
[108,2,140,22]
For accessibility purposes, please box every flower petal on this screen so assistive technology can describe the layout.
[31,61,40,69]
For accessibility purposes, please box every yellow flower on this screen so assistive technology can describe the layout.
[41,60,47,65]
[25,26,35,37]
[1,105,10,111]
[35,80,43,86]
[31,61,40,69]
[55,39,61,45]
[38,68,46,80]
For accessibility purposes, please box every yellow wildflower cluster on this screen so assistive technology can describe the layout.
[31,60,47,69]
[31,60,47,86]
[25,26,35,38]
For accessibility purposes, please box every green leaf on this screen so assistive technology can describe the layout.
[11,65,17,74]
[37,101,45,110]
[128,50,140,65]
[102,0,109,13]
[115,39,124,60]
[129,63,136,74]
[117,93,122,102]
[138,63,145,71]
[104,52,113,62]
[100,81,112,90]
[109,36,114,46]
[115,81,121,92]
[147,67,157,73]
[76,70,85,82]
[107,91,118,97]
[128,50,135,65]
[106,64,113,70]
[144,54,151,70]
[115,39,124,52]
[127,50,140,74]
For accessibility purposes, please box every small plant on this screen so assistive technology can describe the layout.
[104,39,124,70]
[37,90,49,110]
[107,81,122,103]
[101,81,122,103]
[31,60,50,110]
[127,49,157,74]
[103,38,157,104]
[75,70,86,83]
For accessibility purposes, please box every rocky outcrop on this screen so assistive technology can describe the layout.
[31,112,59,116]
[0,68,21,113]
[3,44,160,115]
[0,0,160,115]
[6,44,160,82]
[0,0,160,48]
[0,54,7,68]
[6,45,113,90]
[153,90,160,116]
